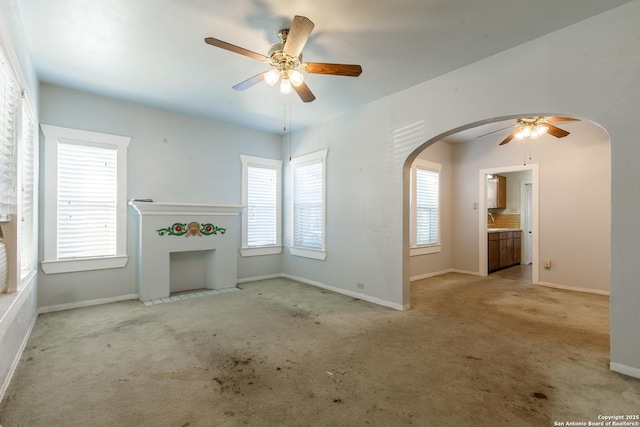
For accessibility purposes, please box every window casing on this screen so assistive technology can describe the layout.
[19,101,36,280]
[41,125,130,274]
[240,155,282,257]
[410,159,441,256]
[290,149,327,260]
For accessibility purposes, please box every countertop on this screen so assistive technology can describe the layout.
[487,228,522,233]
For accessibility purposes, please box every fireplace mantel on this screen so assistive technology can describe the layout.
[129,200,243,216]
[129,200,243,301]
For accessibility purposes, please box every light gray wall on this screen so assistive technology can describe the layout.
[37,84,283,308]
[282,103,410,309]
[282,2,638,375]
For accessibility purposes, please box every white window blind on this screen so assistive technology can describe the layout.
[0,49,19,292]
[293,160,324,249]
[19,102,35,278]
[247,165,277,246]
[0,53,19,221]
[415,168,439,245]
[240,155,282,257]
[57,142,117,259]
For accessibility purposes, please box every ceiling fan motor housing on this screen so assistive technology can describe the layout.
[268,29,303,74]
[278,28,289,42]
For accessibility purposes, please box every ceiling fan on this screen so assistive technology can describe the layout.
[204,15,362,103]
[478,116,580,145]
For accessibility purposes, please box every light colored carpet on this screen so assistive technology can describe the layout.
[1,274,638,426]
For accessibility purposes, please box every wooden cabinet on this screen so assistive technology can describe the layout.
[513,231,522,264]
[488,230,522,272]
[488,233,500,271]
[487,175,506,209]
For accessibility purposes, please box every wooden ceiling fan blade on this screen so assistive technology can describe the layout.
[499,130,519,145]
[232,72,267,91]
[304,62,362,77]
[204,37,269,62]
[545,124,570,138]
[546,116,580,122]
[293,82,316,103]
[283,15,314,58]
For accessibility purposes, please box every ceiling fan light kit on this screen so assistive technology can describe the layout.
[204,15,362,102]
[496,116,580,146]
[514,118,549,140]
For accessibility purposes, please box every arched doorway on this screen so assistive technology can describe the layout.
[403,114,611,305]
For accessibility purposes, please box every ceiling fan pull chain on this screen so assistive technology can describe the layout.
[529,139,533,164]
[283,98,287,132]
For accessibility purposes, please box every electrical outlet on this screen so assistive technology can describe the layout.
[357,282,364,289]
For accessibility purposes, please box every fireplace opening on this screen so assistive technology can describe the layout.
[169,249,216,293]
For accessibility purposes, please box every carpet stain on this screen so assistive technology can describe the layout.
[464,355,482,361]
[289,309,314,319]
[230,356,252,367]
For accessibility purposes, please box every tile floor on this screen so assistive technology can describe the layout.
[489,263,532,282]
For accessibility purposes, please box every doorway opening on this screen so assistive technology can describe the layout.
[479,164,539,284]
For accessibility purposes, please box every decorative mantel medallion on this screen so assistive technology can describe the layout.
[156,222,227,237]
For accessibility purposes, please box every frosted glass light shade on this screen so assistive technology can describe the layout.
[531,125,548,138]
[288,69,304,86]
[264,69,280,86]
[280,78,292,94]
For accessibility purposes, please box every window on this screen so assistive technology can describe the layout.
[240,155,282,256]
[41,125,130,274]
[410,159,441,256]
[0,49,19,294]
[290,149,327,260]
[0,44,37,293]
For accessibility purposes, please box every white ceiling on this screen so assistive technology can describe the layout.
[17,0,632,136]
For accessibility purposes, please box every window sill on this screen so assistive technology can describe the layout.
[290,247,327,261]
[410,245,442,256]
[240,245,283,257]
[41,255,128,274]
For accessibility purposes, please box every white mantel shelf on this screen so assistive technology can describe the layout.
[128,200,244,216]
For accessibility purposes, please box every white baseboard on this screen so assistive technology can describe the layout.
[610,362,640,380]
[281,274,406,311]
[537,281,609,296]
[236,273,282,284]
[0,306,37,403]
[38,294,139,314]
[410,268,482,282]
[410,269,452,282]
